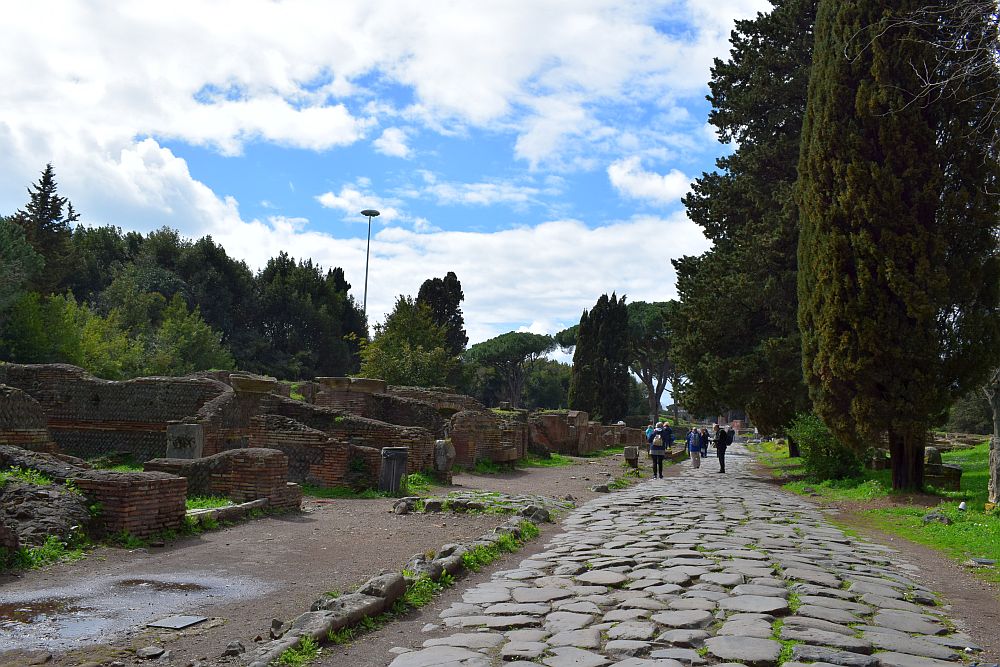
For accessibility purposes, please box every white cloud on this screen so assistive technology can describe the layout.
[315,182,403,225]
[607,156,691,204]
[208,210,711,345]
[373,127,412,158]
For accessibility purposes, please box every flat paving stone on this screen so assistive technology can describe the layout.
[779,627,873,653]
[650,610,714,628]
[718,595,789,615]
[387,646,492,667]
[549,628,603,648]
[422,633,505,649]
[502,641,549,660]
[861,631,959,660]
[607,621,658,641]
[872,610,948,635]
[789,644,878,667]
[578,570,630,586]
[705,636,782,666]
[543,646,612,667]
[605,640,651,657]
[875,652,962,667]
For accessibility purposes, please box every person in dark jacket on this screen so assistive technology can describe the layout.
[699,427,709,457]
[648,422,669,478]
[714,423,730,473]
[686,426,701,469]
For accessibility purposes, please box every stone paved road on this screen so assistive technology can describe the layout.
[385,444,984,667]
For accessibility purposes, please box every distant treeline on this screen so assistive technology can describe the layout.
[0,164,365,380]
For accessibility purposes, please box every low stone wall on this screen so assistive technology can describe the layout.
[367,393,445,435]
[387,386,486,414]
[145,447,302,510]
[528,411,591,455]
[450,410,502,466]
[247,415,379,489]
[0,384,58,453]
[0,444,187,539]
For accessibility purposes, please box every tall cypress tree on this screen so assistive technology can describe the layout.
[673,0,816,435]
[569,293,630,422]
[416,271,468,355]
[797,0,1000,489]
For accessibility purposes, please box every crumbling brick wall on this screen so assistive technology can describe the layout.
[262,396,435,472]
[246,415,379,489]
[145,447,302,510]
[498,412,530,461]
[0,445,187,538]
[367,393,445,434]
[387,386,486,413]
[0,364,229,461]
[528,410,591,455]
[0,384,58,453]
[450,410,503,466]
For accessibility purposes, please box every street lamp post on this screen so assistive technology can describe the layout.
[360,209,380,318]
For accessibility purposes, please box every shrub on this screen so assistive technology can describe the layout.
[787,413,863,480]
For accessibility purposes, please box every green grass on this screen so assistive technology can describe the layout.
[300,484,389,499]
[0,535,86,571]
[402,471,437,495]
[747,440,805,478]
[520,453,576,468]
[185,495,234,510]
[783,475,891,502]
[276,636,320,666]
[941,441,991,506]
[861,504,1000,583]
[582,446,625,458]
[470,459,513,475]
[0,466,53,487]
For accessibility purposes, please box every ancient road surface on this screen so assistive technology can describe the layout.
[386,445,982,667]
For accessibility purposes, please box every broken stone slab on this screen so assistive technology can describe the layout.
[308,592,384,626]
[135,646,165,660]
[779,626,873,653]
[874,652,964,667]
[422,633,505,649]
[861,631,959,660]
[650,609,714,628]
[433,551,466,576]
[871,610,948,635]
[541,646,612,667]
[718,595,789,615]
[501,641,548,660]
[789,644,878,667]
[547,628,602,648]
[782,615,855,636]
[247,635,301,667]
[358,571,406,604]
[656,629,710,647]
[650,647,708,665]
[387,646,492,667]
[222,641,245,656]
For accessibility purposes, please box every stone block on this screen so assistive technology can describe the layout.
[165,423,204,459]
[924,463,961,491]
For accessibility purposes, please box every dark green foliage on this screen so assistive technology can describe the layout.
[568,293,630,422]
[466,332,555,408]
[65,224,141,303]
[946,390,993,435]
[787,413,863,480]
[553,324,579,351]
[797,0,1000,489]
[254,252,365,379]
[416,271,468,355]
[359,296,458,386]
[673,0,815,435]
[523,359,571,410]
[627,301,677,422]
[8,164,77,294]
[0,217,43,314]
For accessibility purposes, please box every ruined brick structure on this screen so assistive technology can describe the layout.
[528,410,645,456]
[145,448,302,511]
[0,384,58,453]
[0,445,188,539]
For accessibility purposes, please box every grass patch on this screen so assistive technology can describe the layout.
[582,446,625,458]
[300,484,389,499]
[941,441,992,506]
[0,535,86,571]
[0,466,53,487]
[861,504,1000,583]
[520,453,576,468]
[185,495,234,511]
[787,592,801,613]
[778,639,800,665]
[783,475,891,502]
[276,636,320,666]
[470,459,513,475]
[402,471,437,495]
[747,440,805,479]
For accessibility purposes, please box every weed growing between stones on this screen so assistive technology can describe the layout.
[777,639,800,665]
[0,534,86,571]
[0,465,53,487]
[786,592,801,613]
[771,618,784,638]
[185,495,234,511]
[275,635,319,666]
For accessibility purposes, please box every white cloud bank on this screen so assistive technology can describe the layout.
[608,156,692,204]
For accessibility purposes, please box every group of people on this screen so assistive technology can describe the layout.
[644,421,734,477]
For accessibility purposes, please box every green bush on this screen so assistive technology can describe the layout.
[787,413,863,480]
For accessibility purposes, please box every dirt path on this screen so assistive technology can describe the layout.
[0,454,637,667]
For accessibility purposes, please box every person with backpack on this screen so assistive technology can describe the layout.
[686,426,701,469]
[714,423,731,473]
[648,421,668,478]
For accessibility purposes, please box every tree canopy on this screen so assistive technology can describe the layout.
[416,271,468,356]
[466,331,555,408]
[568,293,630,422]
[359,296,458,386]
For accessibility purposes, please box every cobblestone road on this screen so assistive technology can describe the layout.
[386,445,983,667]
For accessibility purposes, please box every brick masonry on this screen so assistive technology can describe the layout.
[0,384,59,453]
[145,448,302,511]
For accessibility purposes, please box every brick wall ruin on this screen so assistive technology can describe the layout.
[0,364,229,462]
[0,384,58,453]
[145,448,302,511]
[527,410,645,456]
[247,415,380,489]
[0,445,187,538]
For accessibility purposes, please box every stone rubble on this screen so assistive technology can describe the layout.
[387,444,981,667]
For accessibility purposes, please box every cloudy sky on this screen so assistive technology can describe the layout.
[0,0,770,345]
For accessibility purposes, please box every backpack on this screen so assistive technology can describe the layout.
[652,434,663,447]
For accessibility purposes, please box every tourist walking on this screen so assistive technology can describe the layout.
[645,423,655,440]
[699,427,709,457]
[686,426,701,469]
[714,423,730,473]
[647,422,667,478]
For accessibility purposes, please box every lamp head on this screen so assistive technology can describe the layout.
[360,209,381,217]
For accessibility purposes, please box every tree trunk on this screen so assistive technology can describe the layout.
[787,434,800,458]
[984,368,1000,505]
[888,428,925,491]
[645,379,659,425]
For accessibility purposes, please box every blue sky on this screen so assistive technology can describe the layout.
[0,0,770,346]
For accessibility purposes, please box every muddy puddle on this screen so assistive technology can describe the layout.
[0,573,267,651]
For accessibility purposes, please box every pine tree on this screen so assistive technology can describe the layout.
[10,164,78,294]
[416,271,468,355]
[569,294,630,421]
[797,0,1000,490]
[673,0,816,435]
